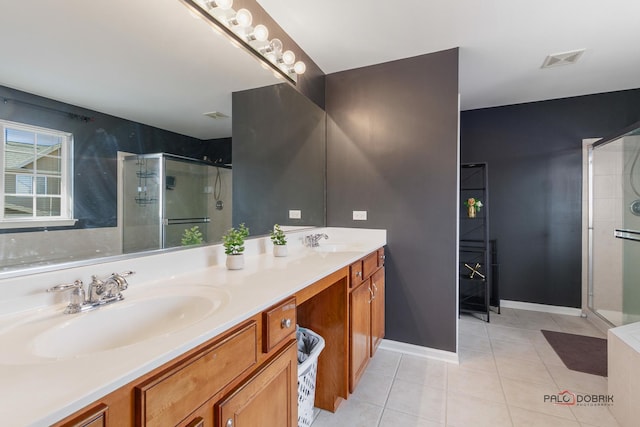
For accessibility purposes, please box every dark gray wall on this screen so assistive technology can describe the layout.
[233,83,326,236]
[326,49,460,352]
[461,88,640,308]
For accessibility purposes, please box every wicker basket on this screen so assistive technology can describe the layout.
[297,327,325,427]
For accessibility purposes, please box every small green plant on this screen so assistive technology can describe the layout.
[270,224,287,246]
[181,226,204,246]
[222,223,250,255]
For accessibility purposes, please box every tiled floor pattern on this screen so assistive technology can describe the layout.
[312,308,619,427]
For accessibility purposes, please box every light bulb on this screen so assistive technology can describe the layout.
[293,61,306,74]
[208,0,233,9]
[235,9,252,27]
[252,24,269,42]
[269,38,283,54]
[282,50,295,66]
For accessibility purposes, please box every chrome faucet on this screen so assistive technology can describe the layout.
[304,233,328,247]
[48,271,134,314]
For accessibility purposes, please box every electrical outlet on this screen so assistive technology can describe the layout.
[289,210,302,219]
[353,210,367,221]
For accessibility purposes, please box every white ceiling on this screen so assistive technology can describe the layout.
[0,0,281,140]
[2,1,639,141]
[257,0,640,110]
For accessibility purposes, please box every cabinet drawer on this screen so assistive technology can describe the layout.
[136,322,257,427]
[263,297,296,353]
[350,260,364,288]
[362,252,379,279]
[59,403,108,427]
[377,248,385,268]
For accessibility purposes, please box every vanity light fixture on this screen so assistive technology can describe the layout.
[180,0,306,83]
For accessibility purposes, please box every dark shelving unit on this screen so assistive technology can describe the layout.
[459,163,498,322]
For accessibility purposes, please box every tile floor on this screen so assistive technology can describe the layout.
[311,308,620,427]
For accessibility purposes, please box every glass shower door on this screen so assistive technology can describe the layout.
[590,128,640,326]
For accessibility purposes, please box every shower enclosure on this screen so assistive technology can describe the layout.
[122,153,231,253]
[589,125,640,326]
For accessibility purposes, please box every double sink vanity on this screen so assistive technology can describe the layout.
[0,227,386,426]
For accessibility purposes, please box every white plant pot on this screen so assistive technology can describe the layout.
[273,244,288,257]
[226,254,245,270]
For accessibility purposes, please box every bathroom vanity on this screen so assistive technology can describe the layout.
[0,227,385,426]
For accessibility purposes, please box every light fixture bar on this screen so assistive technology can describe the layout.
[179,0,304,84]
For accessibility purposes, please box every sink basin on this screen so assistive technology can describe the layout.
[313,243,350,253]
[0,285,229,364]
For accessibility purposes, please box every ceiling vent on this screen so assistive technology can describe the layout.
[203,111,229,119]
[541,49,585,69]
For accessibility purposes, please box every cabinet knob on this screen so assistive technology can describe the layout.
[356,271,362,277]
[226,418,233,427]
[281,318,292,329]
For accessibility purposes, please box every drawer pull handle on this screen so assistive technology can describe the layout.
[372,282,378,296]
[281,318,292,329]
[186,417,204,427]
[368,285,374,304]
[226,418,233,427]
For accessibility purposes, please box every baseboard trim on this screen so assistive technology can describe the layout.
[379,339,459,364]
[501,299,582,316]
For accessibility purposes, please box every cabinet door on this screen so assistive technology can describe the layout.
[349,281,371,392]
[371,268,385,355]
[217,340,297,427]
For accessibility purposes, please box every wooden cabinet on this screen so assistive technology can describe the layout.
[58,404,108,427]
[263,297,296,353]
[217,340,297,427]
[349,279,372,391]
[370,268,385,354]
[348,247,385,392]
[136,322,258,426]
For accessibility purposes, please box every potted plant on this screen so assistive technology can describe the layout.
[222,223,250,270]
[270,224,288,257]
[181,226,204,246]
[464,197,483,218]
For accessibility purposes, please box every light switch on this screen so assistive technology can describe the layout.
[353,210,367,221]
[289,210,302,219]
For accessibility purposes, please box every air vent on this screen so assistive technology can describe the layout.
[203,111,229,119]
[541,49,585,69]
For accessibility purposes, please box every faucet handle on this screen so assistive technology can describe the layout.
[47,280,84,293]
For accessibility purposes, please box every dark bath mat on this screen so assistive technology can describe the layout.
[541,330,607,377]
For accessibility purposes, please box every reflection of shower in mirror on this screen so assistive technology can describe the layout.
[121,153,232,253]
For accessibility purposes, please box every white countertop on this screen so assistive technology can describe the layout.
[0,227,386,426]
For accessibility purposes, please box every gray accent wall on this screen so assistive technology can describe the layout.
[461,88,640,308]
[326,49,460,352]
[233,83,326,236]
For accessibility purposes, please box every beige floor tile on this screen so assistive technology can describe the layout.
[386,379,447,423]
[495,356,555,386]
[458,330,493,353]
[457,348,498,373]
[350,369,394,406]
[509,406,581,427]
[546,364,609,395]
[531,333,566,367]
[368,348,402,376]
[500,377,577,420]
[488,324,540,344]
[570,404,620,427]
[446,392,512,427]
[550,314,607,338]
[395,355,448,389]
[458,317,489,337]
[379,408,444,427]
[447,364,505,403]
[311,400,383,427]
[491,338,543,362]
[488,312,525,329]
[513,310,565,331]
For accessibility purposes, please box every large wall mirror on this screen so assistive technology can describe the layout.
[0,0,326,276]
